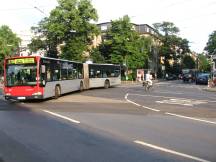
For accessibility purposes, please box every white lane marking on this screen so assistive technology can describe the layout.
[125,93,160,111]
[142,106,160,112]
[125,93,141,107]
[134,140,211,162]
[127,100,141,107]
[166,113,216,125]
[43,110,80,124]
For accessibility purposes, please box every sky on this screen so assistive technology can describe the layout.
[0,0,216,53]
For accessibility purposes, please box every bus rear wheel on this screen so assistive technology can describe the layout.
[104,80,110,89]
[54,86,61,99]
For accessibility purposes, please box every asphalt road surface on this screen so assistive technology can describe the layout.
[0,80,216,162]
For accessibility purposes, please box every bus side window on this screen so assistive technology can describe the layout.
[73,63,77,79]
[114,70,120,77]
[90,69,94,78]
[78,64,83,79]
[40,65,46,81]
[102,71,107,78]
[68,63,73,79]
[51,60,60,81]
[96,70,101,78]
[46,69,51,81]
[61,62,69,80]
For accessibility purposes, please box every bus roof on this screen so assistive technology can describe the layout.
[5,56,120,66]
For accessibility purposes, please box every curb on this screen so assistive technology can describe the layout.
[203,87,216,92]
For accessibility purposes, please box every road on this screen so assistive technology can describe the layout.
[0,80,216,162]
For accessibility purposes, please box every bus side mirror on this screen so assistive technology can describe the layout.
[42,80,46,86]
[40,79,46,87]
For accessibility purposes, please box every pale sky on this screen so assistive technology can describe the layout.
[0,0,216,53]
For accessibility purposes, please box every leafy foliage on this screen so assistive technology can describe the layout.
[182,55,195,69]
[0,25,20,74]
[29,0,99,60]
[28,38,46,52]
[153,21,179,36]
[205,31,216,55]
[198,54,211,72]
[153,22,190,74]
[97,15,152,69]
[89,47,105,63]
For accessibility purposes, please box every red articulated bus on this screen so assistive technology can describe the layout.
[3,56,121,100]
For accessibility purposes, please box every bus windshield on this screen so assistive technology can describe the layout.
[6,64,37,86]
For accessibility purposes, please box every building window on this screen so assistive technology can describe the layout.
[101,25,108,31]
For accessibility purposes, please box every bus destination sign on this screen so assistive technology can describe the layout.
[8,58,35,64]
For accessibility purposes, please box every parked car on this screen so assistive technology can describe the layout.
[182,73,195,82]
[195,73,210,85]
[166,74,177,80]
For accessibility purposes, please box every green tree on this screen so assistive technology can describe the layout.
[0,25,20,74]
[100,15,152,69]
[205,31,216,55]
[29,0,98,61]
[198,54,211,72]
[182,55,195,69]
[153,21,179,36]
[28,38,46,52]
[153,22,190,74]
[89,47,105,63]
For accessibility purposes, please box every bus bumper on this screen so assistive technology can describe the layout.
[5,95,43,100]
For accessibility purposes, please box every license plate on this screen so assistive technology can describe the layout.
[17,97,26,100]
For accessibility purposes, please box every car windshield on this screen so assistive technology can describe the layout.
[199,73,209,77]
[6,64,37,86]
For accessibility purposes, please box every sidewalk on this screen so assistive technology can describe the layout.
[203,86,216,92]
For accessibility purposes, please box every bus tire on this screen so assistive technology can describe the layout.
[104,80,110,89]
[80,81,84,91]
[54,86,61,99]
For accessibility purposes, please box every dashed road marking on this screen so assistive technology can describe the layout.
[166,113,216,125]
[43,110,80,124]
[134,140,211,162]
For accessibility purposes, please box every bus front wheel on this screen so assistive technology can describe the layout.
[54,86,61,99]
[104,80,110,89]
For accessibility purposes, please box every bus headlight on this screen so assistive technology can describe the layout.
[32,92,42,96]
[5,93,11,96]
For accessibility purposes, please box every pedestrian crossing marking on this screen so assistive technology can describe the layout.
[156,98,207,106]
